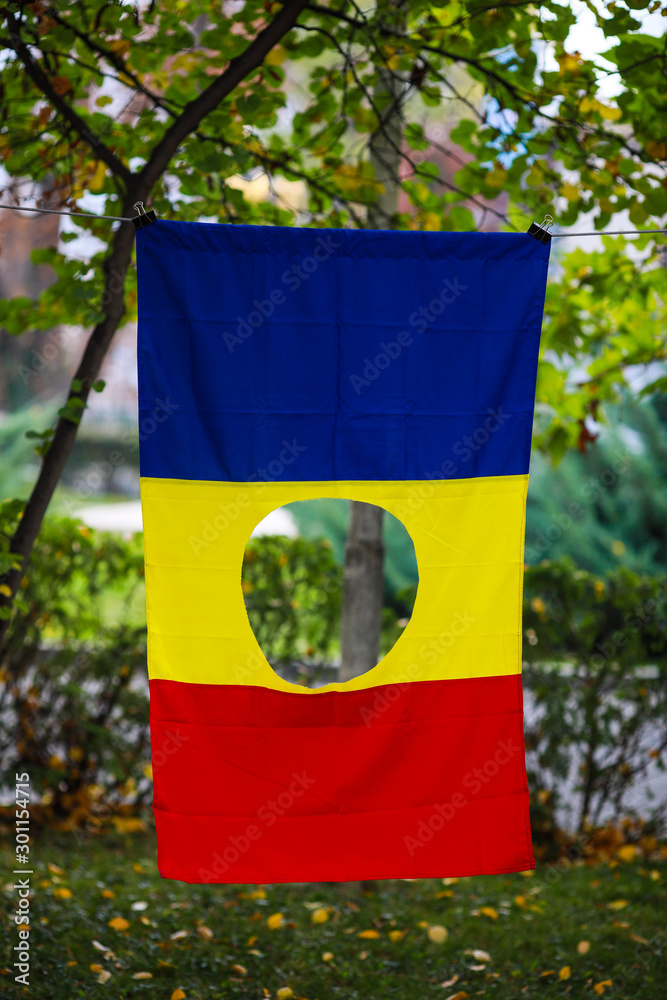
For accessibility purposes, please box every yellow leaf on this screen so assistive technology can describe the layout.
[232,964,247,975]
[311,907,329,924]
[514,895,527,908]
[249,888,266,899]
[389,929,407,942]
[559,965,571,980]
[197,925,213,942]
[444,993,468,1000]
[53,887,72,899]
[617,844,637,863]
[577,940,590,954]
[102,889,114,899]
[594,981,613,996]
[479,906,498,920]
[645,140,667,160]
[608,899,629,910]
[265,45,285,66]
[132,972,153,979]
[0,584,12,596]
[88,161,107,194]
[109,39,131,57]
[48,863,64,875]
[267,912,284,930]
[69,746,84,762]
[540,970,556,977]
[276,989,294,1000]
[108,916,130,932]
[112,817,145,834]
[561,183,579,202]
[171,991,186,1000]
[142,763,153,780]
[486,166,507,189]
[133,863,144,873]
[322,951,334,961]
[358,929,381,939]
[97,970,112,983]
[427,925,448,943]
[90,964,103,973]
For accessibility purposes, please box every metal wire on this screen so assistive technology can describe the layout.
[0,203,133,221]
[0,201,665,237]
[551,228,667,238]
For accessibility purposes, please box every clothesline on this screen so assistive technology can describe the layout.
[0,200,665,238]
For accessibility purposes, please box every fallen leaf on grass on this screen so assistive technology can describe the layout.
[232,964,247,975]
[171,991,186,1000]
[97,970,111,983]
[311,907,329,924]
[358,929,381,939]
[607,900,628,910]
[616,844,637,863]
[276,989,293,1000]
[101,889,114,899]
[427,925,448,943]
[540,970,556,977]
[478,907,498,920]
[53,888,72,899]
[196,925,213,942]
[577,940,590,954]
[559,966,571,980]
[389,929,407,942]
[132,972,153,979]
[465,949,491,962]
[113,817,145,834]
[170,930,189,941]
[90,964,104,973]
[322,952,334,962]
[444,993,468,1000]
[630,933,649,945]
[48,863,64,875]
[108,917,129,932]
[440,974,459,988]
[267,912,284,930]
[594,981,613,995]
[131,901,148,911]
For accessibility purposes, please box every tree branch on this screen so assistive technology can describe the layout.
[3,11,133,185]
[0,0,312,656]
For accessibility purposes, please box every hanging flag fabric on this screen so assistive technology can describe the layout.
[136,220,550,884]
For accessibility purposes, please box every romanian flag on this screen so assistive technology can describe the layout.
[136,221,550,883]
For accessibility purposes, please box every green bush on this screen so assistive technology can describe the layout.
[1,501,149,827]
[522,558,667,839]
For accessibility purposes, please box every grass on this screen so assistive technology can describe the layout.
[2,827,666,999]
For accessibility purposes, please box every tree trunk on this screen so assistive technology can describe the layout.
[339,34,403,682]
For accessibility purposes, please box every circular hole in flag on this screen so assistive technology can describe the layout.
[242,498,418,688]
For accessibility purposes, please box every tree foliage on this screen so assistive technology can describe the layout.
[1,0,666,633]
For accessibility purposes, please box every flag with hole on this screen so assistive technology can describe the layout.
[136,219,550,883]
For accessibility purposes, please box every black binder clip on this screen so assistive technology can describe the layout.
[132,201,157,229]
[528,214,553,244]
